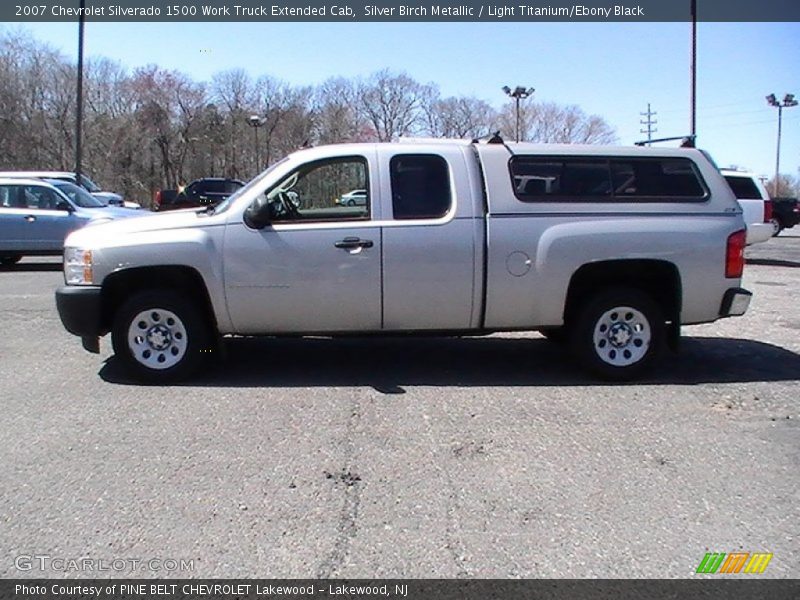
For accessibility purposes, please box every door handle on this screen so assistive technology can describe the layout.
[334,237,373,249]
[24,215,36,222]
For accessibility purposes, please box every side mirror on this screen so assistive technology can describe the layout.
[56,201,74,213]
[243,195,272,230]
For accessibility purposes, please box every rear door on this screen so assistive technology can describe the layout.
[379,147,483,330]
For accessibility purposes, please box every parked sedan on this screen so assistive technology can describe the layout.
[0,178,141,265]
[0,170,140,208]
[337,189,368,206]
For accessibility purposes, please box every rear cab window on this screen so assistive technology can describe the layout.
[510,156,708,202]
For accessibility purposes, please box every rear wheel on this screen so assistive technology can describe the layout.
[112,290,213,383]
[0,254,22,266]
[770,217,783,237]
[569,287,664,381]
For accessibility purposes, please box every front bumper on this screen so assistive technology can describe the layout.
[55,286,103,352]
[719,287,752,318]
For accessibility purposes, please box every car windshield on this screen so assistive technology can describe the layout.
[78,174,102,193]
[49,180,105,208]
[211,158,289,215]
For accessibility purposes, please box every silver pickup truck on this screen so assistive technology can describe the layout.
[55,138,752,382]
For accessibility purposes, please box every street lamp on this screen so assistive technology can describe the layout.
[75,0,85,184]
[247,115,264,174]
[502,85,535,143]
[766,93,798,196]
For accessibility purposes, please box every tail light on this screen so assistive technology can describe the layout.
[763,199,773,223]
[154,190,162,210]
[726,229,746,278]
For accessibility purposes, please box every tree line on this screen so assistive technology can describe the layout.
[0,28,618,205]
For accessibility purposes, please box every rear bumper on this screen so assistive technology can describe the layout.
[719,287,752,318]
[745,222,773,245]
[55,286,103,338]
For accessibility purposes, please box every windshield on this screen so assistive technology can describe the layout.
[49,180,105,208]
[211,158,290,215]
[78,174,102,193]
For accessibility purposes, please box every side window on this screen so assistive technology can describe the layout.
[266,156,369,222]
[0,185,15,208]
[611,159,706,198]
[511,157,610,200]
[724,175,761,200]
[511,156,707,202]
[390,154,451,220]
[23,186,61,210]
[206,181,226,194]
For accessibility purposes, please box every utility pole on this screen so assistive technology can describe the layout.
[690,0,697,141]
[640,103,658,145]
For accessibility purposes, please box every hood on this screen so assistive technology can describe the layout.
[86,205,145,220]
[92,191,124,205]
[67,208,213,247]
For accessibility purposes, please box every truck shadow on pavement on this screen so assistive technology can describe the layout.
[99,335,800,390]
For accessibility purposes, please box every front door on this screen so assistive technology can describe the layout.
[223,155,382,334]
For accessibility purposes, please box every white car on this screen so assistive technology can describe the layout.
[338,189,367,206]
[721,169,773,245]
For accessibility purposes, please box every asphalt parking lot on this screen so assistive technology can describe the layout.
[0,235,798,579]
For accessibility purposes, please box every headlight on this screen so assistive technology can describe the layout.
[64,248,94,285]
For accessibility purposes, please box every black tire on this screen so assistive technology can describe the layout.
[0,254,22,266]
[111,289,214,383]
[770,218,783,237]
[346,199,356,206]
[569,287,664,381]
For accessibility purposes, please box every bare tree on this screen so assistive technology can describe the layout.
[499,101,616,144]
[357,69,431,141]
[423,95,498,139]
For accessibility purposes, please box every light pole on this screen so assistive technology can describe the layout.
[766,93,798,196]
[502,85,535,143]
[75,0,85,183]
[247,115,264,174]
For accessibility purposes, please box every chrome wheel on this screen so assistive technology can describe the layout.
[592,305,651,367]
[127,307,188,370]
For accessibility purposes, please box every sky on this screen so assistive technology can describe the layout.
[7,20,800,182]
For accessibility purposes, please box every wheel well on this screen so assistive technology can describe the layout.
[100,266,217,334]
[564,260,682,326]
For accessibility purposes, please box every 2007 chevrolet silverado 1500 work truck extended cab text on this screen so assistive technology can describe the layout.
[55,138,752,382]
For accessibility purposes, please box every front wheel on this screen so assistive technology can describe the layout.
[112,290,213,383]
[569,287,664,381]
